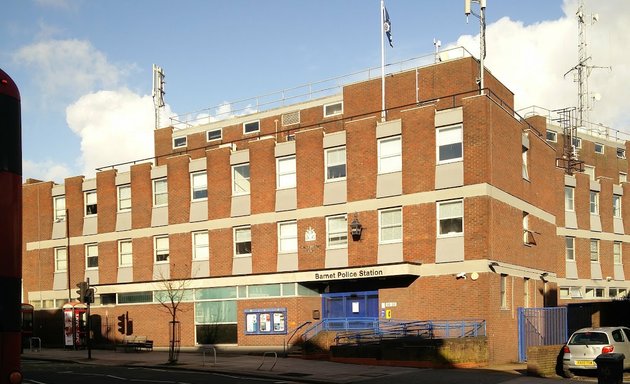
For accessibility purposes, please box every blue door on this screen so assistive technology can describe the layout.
[322,291,378,319]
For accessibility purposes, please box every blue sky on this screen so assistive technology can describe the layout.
[3,0,628,182]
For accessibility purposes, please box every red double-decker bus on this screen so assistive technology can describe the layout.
[0,68,23,384]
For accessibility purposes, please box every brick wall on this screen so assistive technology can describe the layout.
[526,344,564,378]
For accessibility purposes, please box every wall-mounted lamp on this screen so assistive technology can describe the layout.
[488,261,499,272]
[540,272,549,282]
[350,215,362,241]
[606,276,612,282]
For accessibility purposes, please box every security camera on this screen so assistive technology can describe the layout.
[456,272,467,279]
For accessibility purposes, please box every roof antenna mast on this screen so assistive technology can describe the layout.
[464,0,486,95]
[563,0,611,131]
[152,64,166,130]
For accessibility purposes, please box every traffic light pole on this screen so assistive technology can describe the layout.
[86,278,92,359]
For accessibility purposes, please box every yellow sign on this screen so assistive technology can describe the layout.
[385,309,392,319]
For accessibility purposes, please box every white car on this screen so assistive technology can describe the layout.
[563,326,630,376]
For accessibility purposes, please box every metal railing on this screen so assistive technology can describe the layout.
[301,318,486,344]
[518,105,630,143]
[334,319,486,345]
[169,47,473,129]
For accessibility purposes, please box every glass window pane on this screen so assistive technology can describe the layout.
[195,301,237,323]
[196,287,237,300]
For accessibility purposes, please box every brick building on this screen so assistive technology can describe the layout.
[22,50,630,363]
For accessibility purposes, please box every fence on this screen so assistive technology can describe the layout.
[517,307,568,362]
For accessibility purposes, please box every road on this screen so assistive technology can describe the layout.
[21,360,305,384]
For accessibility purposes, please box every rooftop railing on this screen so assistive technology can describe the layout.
[518,105,629,143]
[168,47,473,129]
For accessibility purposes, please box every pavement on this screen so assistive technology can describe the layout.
[20,347,613,384]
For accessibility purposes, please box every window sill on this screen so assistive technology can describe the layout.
[378,240,402,245]
[437,233,464,239]
[276,186,296,191]
[234,254,252,258]
[377,170,402,176]
[191,198,208,203]
[154,261,169,264]
[118,265,133,268]
[324,178,347,184]
[326,245,348,250]
[437,159,463,166]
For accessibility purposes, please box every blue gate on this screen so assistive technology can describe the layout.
[517,307,568,362]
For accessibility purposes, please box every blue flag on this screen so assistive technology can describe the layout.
[383,6,393,47]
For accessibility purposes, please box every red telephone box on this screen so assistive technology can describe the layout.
[62,303,87,348]
[20,303,33,352]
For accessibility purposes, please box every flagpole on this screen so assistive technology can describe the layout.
[380,0,386,122]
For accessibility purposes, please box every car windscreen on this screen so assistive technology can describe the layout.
[568,332,610,345]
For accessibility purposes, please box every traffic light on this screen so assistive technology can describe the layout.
[126,320,133,336]
[84,288,95,304]
[117,314,126,335]
[76,281,88,303]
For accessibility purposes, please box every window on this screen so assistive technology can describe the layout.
[54,247,67,272]
[620,172,627,184]
[594,143,604,154]
[85,191,97,216]
[378,136,402,174]
[173,136,187,149]
[327,215,348,248]
[590,239,599,262]
[85,243,98,269]
[277,156,296,189]
[609,288,628,299]
[614,241,622,264]
[436,125,463,164]
[546,130,557,142]
[566,237,575,260]
[206,129,222,141]
[118,240,133,267]
[500,275,508,309]
[379,207,402,244]
[232,163,250,195]
[154,236,169,263]
[570,287,582,298]
[613,195,622,218]
[191,172,208,200]
[523,212,535,245]
[585,287,605,299]
[565,187,574,211]
[572,137,582,149]
[323,101,343,117]
[278,221,298,253]
[522,146,529,180]
[437,200,463,237]
[54,196,66,221]
[584,165,595,180]
[590,191,599,214]
[243,120,260,134]
[193,231,209,261]
[153,178,168,206]
[560,287,570,299]
[234,227,252,257]
[325,147,346,181]
[117,184,131,212]
[617,148,626,159]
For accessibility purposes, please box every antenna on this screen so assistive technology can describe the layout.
[433,38,441,63]
[463,0,486,95]
[152,64,166,130]
[563,0,611,130]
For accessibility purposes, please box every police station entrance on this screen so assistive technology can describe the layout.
[321,291,378,320]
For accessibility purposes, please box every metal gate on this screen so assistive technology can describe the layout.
[517,307,568,362]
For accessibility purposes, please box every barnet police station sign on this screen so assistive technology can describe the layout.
[307,263,422,282]
[314,268,384,280]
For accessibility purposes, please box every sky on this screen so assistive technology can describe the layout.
[3,0,629,183]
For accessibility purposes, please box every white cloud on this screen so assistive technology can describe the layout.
[454,0,630,133]
[23,159,73,184]
[66,89,172,178]
[13,39,133,108]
